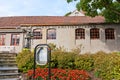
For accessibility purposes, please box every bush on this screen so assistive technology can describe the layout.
[16,45,120,80]
[16,49,34,72]
[57,52,76,69]
[74,53,94,71]
[51,48,77,69]
[92,52,120,80]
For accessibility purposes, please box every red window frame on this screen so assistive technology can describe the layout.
[0,34,5,46]
[33,29,42,39]
[90,28,100,39]
[105,28,115,39]
[75,28,85,39]
[11,34,20,46]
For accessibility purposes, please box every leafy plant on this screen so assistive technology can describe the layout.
[16,49,34,72]
[74,53,94,71]
[92,52,120,80]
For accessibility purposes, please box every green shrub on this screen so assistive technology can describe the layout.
[51,48,77,69]
[16,45,120,80]
[92,52,120,80]
[16,49,34,72]
[74,53,94,71]
[57,52,76,69]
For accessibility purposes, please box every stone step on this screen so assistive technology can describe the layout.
[0,60,16,63]
[0,67,18,71]
[0,73,20,79]
[0,57,16,60]
[0,63,17,66]
[0,65,17,67]
[0,53,16,57]
[0,52,20,80]
[0,69,18,73]
[0,78,20,80]
[0,52,16,55]
[0,67,18,74]
[0,73,20,76]
[0,56,16,58]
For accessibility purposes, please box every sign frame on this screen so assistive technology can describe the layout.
[33,44,51,80]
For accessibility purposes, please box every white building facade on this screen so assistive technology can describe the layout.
[0,16,120,53]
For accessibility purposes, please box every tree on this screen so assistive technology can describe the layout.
[67,0,120,23]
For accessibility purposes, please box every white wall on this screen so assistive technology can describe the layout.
[29,24,120,53]
[1,24,120,53]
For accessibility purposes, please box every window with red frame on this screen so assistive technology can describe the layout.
[33,29,42,39]
[75,28,85,39]
[11,34,20,46]
[90,28,100,39]
[105,28,115,39]
[0,34,5,46]
[47,29,56,39]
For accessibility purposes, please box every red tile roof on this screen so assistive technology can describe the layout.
[0,16,105,29]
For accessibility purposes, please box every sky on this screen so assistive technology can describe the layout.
[0,0,77,16]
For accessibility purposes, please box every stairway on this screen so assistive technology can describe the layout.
[0,52,20,80]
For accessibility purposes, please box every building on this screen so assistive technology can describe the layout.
[68,10,85,16]
[0,16,120,53]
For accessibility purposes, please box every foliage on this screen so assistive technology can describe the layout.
[57,52,76,69]
[102,2,120,23]
[64,12,72,16]
[16,49,34,72]
[51,49,77,69]
[92,51,120,80]
[17,44,120,79]
[67,0,120,23]
[48,43,57,51]
[74,53,94,71]
[27,67,91,80]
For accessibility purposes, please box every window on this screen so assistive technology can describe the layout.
[47,29,56,39]
[33,29,42,39]
[90,28,99,39]
[75,28,85,39]
[0,34,5,46]
[11,34,20,46]
[105,28,115,39]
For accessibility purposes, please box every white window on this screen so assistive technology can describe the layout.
[33,29,42,39]
[0,34,5,46]
[11,34,20,46]
[47,29,56,39]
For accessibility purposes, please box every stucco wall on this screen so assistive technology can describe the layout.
[0,32,24,53]
[28,24,120,53]
[1,24,120,53]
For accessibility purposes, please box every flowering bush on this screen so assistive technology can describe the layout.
[27,67,91,80]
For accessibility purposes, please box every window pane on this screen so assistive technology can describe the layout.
[47,29,56,39]
[75,28,85,39]
[33,29,42,39]
[0,34,5,45]
[11,34,20,46]
[105,28,115,39]
[90,28,99,39]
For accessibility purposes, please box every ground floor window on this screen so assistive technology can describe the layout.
[90,28,100,39]
[11,34,20,46]
[0,34,5,46]
[75,28,85,39]
[47,28,56,39]
[105,28,115,39]
[33,29,42,39]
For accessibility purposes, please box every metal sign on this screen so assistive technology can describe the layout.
[36,46,48,65]
[33,44,51,80]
